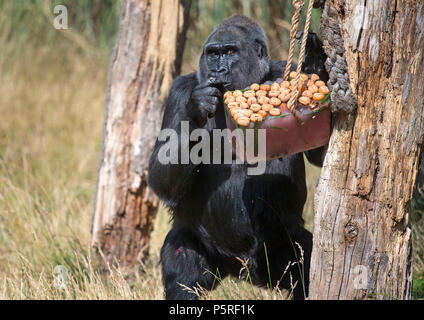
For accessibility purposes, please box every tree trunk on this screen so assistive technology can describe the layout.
[92,0,191,269]
[309,0,424,299]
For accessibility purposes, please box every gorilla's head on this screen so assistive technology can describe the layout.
[197,15,270,91]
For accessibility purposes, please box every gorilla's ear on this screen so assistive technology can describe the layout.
[254,39,268,59]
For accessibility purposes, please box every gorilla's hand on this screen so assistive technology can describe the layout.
[189,83,222,127]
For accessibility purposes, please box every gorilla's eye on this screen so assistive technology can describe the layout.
[226,49,235,55]
[208,50,218,57]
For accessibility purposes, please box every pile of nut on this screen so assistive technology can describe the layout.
[224,71,330,127]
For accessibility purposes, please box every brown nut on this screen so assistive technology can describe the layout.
[310,73,320,82]
[270,83,280,91]
[302,90,313,98]
[250,113,263,123]
[260,84,271,91]
[261,103,273,112]
[225,96,236,104]
[258,110,267,118]
[269,108,281,116]
[255,90,267,97]
[280,80,290,88]
[315,80,325,87]
[243,90,256,98]
[227,102,239,109]
[309,84,319,94]
[289,71,298,79]
[230,107,241,116]
[270,97,282,106]
[239,102,249,109]
[300,73,308,81]
[237,116,250,127]
[279,87,290,95]
[233,111,243,120]
[233,90,243,97]
[299,96,311,105]
[268,90,280,97]
[257,96,270,105]
[247,96,257,105]
[306,80,315,87]
[319,85,330,95]
[250,83,260,91]
[242,109,253,117]
[281,93,291,102]
[235,96,247,103]
[223,91,233,99]
[312,92,325,101]
[250,104,262,112]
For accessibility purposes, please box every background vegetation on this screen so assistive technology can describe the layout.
[0,0,422,299]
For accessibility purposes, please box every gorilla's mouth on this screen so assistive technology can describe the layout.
[207,75,233,92]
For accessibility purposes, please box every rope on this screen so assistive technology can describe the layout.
[283,0,305,81]
[287,0,315,115]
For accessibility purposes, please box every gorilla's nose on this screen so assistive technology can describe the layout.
[211,66,229,76]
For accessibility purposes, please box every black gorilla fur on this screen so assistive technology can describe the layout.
[148,16,328,300]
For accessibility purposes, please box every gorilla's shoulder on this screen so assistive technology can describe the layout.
[166,72,199,108]
[171,72,198,94]
[270,60,286,71]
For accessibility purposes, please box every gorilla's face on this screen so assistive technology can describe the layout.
[197,16,270,92]
[203,40,240,90]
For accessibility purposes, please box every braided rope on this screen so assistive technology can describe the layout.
[287,0,315,116]
[283,0,305,81]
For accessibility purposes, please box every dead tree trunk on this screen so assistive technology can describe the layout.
[309,0,424,299]
[92,0,191,269]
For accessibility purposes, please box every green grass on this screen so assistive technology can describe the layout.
[413,272,424,300]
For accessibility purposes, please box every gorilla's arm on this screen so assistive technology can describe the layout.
[148,73,200,208]
[301,32,329,167]
[304,146,326,167]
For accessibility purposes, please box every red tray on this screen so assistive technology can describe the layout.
[224,100,331,162]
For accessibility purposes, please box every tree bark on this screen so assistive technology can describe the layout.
[309,0,424,299]
[92,0,191,269]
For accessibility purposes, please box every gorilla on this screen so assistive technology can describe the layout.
[148,15,328,300]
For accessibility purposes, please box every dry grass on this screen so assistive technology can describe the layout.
[0,48,168,299]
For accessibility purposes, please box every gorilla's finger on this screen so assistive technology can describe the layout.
[205,97,218,118]
[203,95,218,105]
[202,77,222,88]
[195,86,222,97]
[199,101,217,114]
